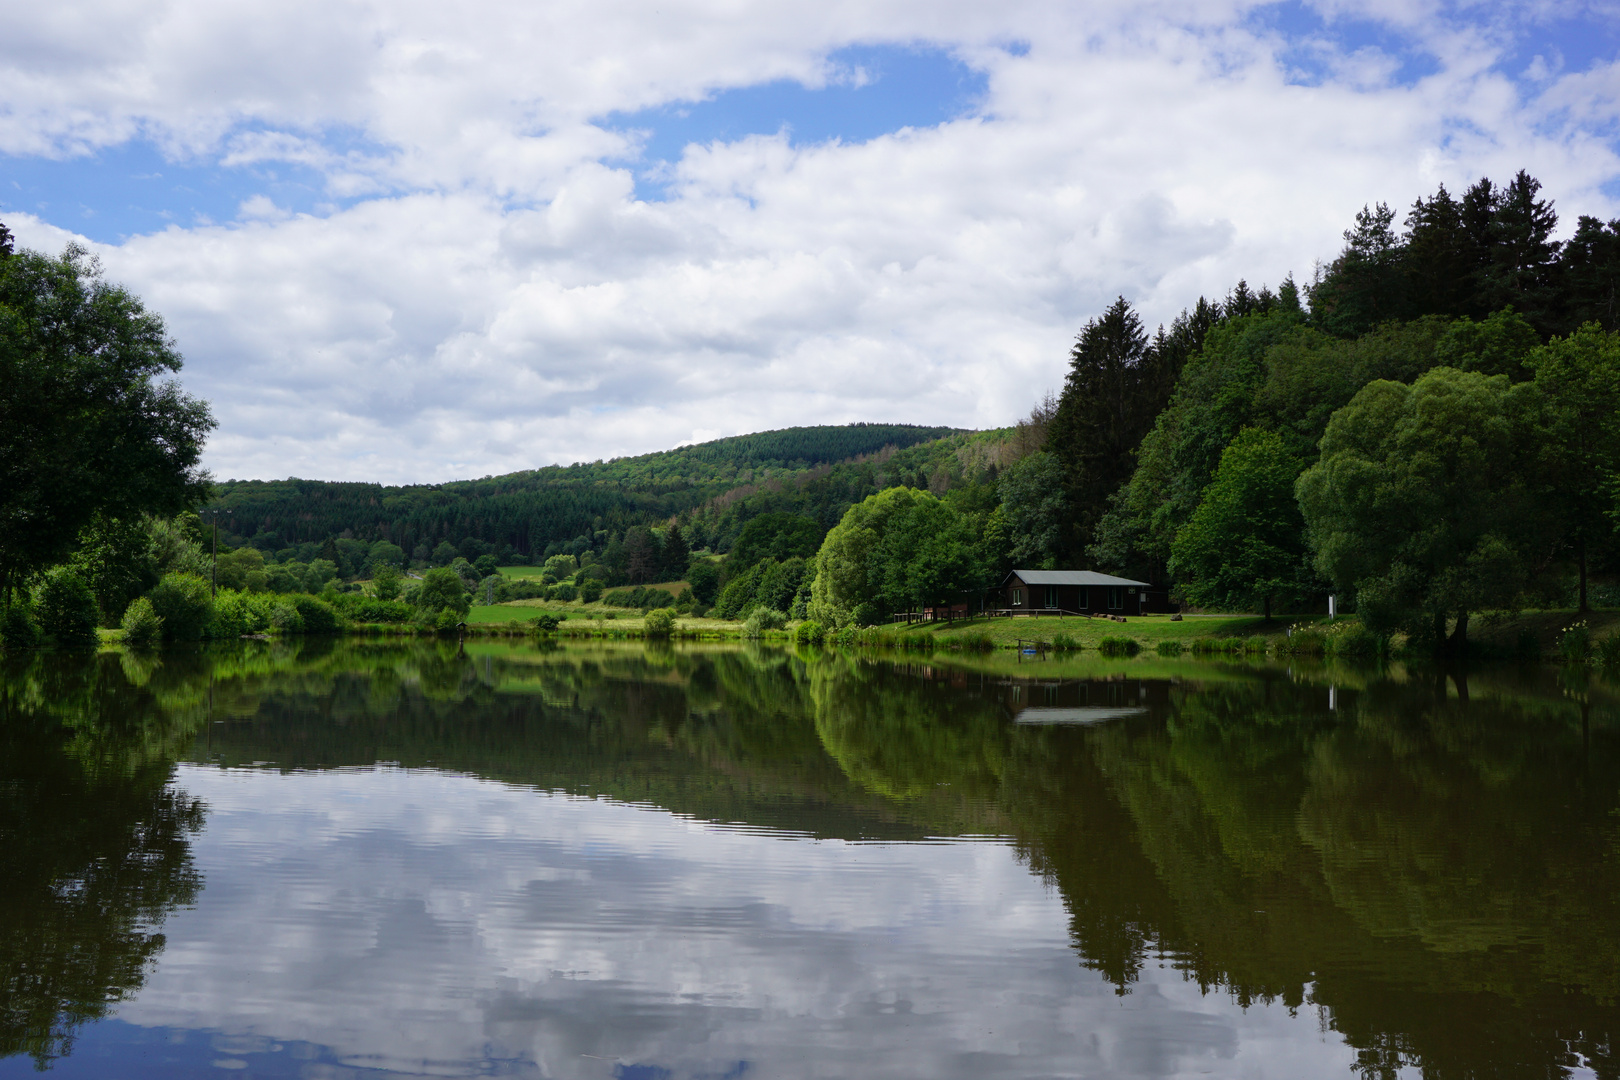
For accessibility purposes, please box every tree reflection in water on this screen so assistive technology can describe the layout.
[3,640,1619,1078]
[0,652,206,1068]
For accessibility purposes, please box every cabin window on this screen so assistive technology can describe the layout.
[1078,587,1089,609]
[1107,587,1124,610]
[1012,588,1023,606]
[1045,586,1059,609]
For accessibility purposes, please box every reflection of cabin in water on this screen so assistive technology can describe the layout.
[1001,677,1163,725]
[997,569,1175,617]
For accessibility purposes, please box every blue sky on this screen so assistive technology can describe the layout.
[4,141,337,244]
[5,44,994,240]
[603,45,992,200]
[4,0,1618,481]
[7,6,1617,242]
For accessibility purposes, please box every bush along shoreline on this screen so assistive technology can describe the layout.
[5,563,1618,666]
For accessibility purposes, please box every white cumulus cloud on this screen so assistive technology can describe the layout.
[4,0,1619,481]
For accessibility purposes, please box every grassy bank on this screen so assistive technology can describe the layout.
[88,598,1620,659]
[919,612,1297,648]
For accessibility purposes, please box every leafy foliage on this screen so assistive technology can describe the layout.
[36,567,98,648]
[643,607,677,637]
[206,424,960,559]
[119,597,163,646]
[146,573,213,641]
[808,488,983,628]
[415,568,471,619]
[0,245,214,598]
[1526,323,1620,609]
[1170,429,1313,618]
[728,513,823,567]
[1297,368,1544,648]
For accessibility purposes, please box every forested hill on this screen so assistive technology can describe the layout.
[208,422,980,560]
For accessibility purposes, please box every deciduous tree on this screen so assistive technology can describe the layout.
[1170,428,1314,619]
[0,243,214,600]
[1527,324,1620,610]
[1297,367,1543,653]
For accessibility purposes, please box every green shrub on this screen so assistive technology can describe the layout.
[795,620,825,645]
[1,602,40,652]
[1322,621,1381,658]
[148,572,213,641]
[433,607,463,632]
[372,563,403,601]
[827,625,858,647]
[744,607,787,637]
[207,589,251,638]
[1191,636,1248,655]
[330,592,413,624]
[1597,634,1620,668]
[825,624,895,648]
[898,631,935,653]
[1155,640,1183,656]
[350,598,413,623]
[604,585,675,610]
[1098,636,1140,657]
[644,608,677,637]
[530,613,560,632]
[1052,632,1079,651]
[121,596,164,645]
[269,601,303,633]
[1278,629,1326,655]
[1273,623,1325,655]
[37,568,99,648]
[417,567,472,618]
[580,583,602,603]
[551,583,579,602]
[1560,621,1592,664]
[290,595,340,634]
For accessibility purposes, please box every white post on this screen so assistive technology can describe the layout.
[1328,594,1336,620]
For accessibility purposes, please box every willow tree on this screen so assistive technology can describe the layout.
[808,488,983,628]
[1297,367,1543,653]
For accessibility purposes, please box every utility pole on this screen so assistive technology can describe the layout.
[209,509,232,598]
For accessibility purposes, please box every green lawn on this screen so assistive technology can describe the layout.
[496,565,549,579]
[466,601,744,633]
[922,612,1317,648]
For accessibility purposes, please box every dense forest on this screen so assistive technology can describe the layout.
[999,169,1620,645]
[205,422,968,560]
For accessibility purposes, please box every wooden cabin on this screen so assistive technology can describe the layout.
[997,569,1175,616]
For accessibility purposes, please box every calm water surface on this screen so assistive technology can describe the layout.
[3,640,1619,1079]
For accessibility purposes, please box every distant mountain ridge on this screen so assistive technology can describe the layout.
[208,422,986,558]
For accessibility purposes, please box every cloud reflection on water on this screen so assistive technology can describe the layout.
[103,765,1352,1079]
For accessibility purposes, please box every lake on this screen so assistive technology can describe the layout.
[2,639,1618,1079]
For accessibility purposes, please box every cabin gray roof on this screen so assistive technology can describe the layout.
[1002,569,1152,588]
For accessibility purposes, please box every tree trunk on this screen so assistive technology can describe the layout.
[1447,610,1470,657]
[1263,594,1272,621]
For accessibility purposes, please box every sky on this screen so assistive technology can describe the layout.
[5,0,1620,483]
